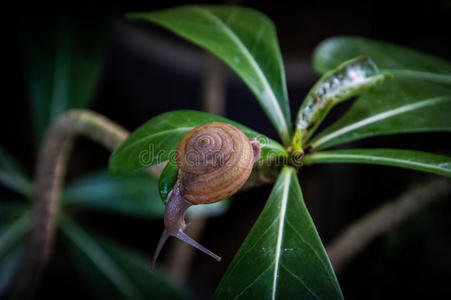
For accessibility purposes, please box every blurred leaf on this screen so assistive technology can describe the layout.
[0,207,30,259]
[63,171,164,218]
[24,17,106,146]
[310,37,451,150]
[0,202,29,223]
[109,110,287,177]
[129,5,292,145]
[0,205,29,296]
[214,167,343,299]
[0,244,23,296]
[61,216,189,300]
[0,146,32,197]
[294,56,388,150]
[188,198,230,217]
[304,149,451,177]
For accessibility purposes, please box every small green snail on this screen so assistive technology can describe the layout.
[152,122,261,268]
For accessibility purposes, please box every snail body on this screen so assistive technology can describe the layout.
[152,122,261,268]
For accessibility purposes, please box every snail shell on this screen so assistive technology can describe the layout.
[176,122,254,205]
[151,122,260,269]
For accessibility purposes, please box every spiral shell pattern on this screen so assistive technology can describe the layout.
[176,122,254,205]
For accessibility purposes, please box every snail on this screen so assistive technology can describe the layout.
[152,122,261,269]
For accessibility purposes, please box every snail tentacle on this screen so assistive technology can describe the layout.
[152,122,260,268]
[151,229,170,270]
[152,181,221,269]
[250,137,261,162]
[173,231,221,262]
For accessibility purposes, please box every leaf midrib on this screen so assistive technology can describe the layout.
[193,6,290,143]
[385,69,451,84]
[310,96,451,149]
[305,152,450,173]
[271,169,290,299]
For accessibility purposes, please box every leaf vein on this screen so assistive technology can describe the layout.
[194,6,290,142]
[226,217,280,276]
[311,96,451,148]
[233,263,274,299]
[285,219,333,281]
[308,153,451,174]
[279,263,321,299]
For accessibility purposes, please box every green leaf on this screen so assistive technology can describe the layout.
[61,216,189,300]
[129,5,292,145]
[0,244,23,296]
[214,167,343,299]
[109,110,287,177]
[314,36,451,79]
[293,56,388,150]
[63,171,164,218]
[158,159,178,205]
[308,79,451,150]
[0,147,32,197]
[310,37,451,150]
[0,207,30,259]
[303,149,451,177]
[24,18,106,146]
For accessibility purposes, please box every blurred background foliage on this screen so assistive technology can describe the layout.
[2,0,451,299]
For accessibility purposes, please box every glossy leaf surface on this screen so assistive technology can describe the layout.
[158,159,178,204]
[304,149,451,177]
[0,147,32,196]
[129,5,292,145]
[294,56,388,149]
[109,110,287,177]
[310,37,451,150]
[63,171,164,217]
[214,167,343,299]
[308,79,451,150]
[61,217,188,300]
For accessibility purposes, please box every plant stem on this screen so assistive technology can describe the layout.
[13,109,131,299]
[326,178,451,274]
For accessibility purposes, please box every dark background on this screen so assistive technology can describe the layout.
[3,0,451,299]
